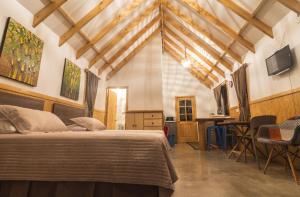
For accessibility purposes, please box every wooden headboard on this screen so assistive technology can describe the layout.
[52,103,86,125]
[0,83,105,123]
[0,90,44,110]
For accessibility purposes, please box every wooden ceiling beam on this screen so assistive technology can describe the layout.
[98,18,161,74]
[56,6,99,55]
[33,0,68,27]
[163,35,218,83]
[178,0,255,53]
[163,2,242,63]
[205,0,268,79]
[76,0,145,59]
[89,3,160,68]
[59,0,113,46]
[164,44,211,88]
[165,15,233,71]
[160,1,165,54]
[277,0,300,14]
[164,26,225,77]
[218,0,273,38]
[106,29,160,80]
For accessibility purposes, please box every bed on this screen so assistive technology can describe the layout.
[0,91,177,197]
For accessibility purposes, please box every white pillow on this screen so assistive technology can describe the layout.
[70,117,106,131]
[0,105,67,133]
[67,124,88,131]
[0,116,17,134]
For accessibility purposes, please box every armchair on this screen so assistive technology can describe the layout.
[257,117,300,183]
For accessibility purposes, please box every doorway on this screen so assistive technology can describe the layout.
[175,96,198,143]
[105,87,127,130]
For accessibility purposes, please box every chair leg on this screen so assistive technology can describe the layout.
[215,128,222,149]
[223,127,227,151]
[207,130,211,150]
[244,139,247,163]
[264,144,269,157]
[286,148,299,184]
[264,145,274,174]
[252,137,260,169]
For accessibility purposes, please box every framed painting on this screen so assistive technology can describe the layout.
[0,17,44,86]
[60,59,81,100]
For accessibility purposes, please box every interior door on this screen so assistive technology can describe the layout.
[106,89,117,129]
[176,96,198,143]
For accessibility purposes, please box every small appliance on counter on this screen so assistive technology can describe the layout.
[165,116,175,122]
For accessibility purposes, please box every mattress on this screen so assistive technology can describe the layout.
[0,130,177,190]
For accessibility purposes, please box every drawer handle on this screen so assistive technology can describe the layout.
[152,122,154,125]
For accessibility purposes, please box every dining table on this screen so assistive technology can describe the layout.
[196,116,235,151]
[217,121,252,162]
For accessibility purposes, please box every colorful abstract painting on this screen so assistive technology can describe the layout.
[60,59,81,100]
[0,17,44,86]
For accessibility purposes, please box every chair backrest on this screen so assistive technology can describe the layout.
[250,115,277,135]
[279,118,300,144]
[257,117,300,145]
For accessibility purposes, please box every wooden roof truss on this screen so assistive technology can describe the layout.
[31,0,297,88]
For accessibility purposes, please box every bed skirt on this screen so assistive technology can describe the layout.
[0,181,173,197]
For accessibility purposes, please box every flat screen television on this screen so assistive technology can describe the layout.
[265,45,293,76]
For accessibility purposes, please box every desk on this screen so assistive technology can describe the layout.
[196,117,234,151]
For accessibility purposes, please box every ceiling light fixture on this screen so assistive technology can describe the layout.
[181,47,190,68]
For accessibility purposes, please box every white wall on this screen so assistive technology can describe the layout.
[95,35,216,117]
[228,11,300,107]
[0,0,88,104]
[95,35,164,111]
[162,53,216,118]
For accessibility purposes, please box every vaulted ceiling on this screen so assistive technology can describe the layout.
[17,0,299,88]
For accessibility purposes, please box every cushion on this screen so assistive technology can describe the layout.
[67,124,88,131]
[70,117,106,131]
[0,118,17,134]
[0,105,67,133]
[268,127,282,140]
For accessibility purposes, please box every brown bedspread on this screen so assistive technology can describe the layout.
[0,130,177,191]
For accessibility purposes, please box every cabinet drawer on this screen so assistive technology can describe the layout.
[144,119,162,127]
[144,113,162,119]
[144,126,163,130]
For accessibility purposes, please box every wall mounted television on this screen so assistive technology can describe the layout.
[265,45,293,76]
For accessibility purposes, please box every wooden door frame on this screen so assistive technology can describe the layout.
[105,86,128,126]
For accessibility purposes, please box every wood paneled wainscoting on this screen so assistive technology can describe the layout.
[230,87,300,123]
[0,83,105,122]
[230,87,300,168]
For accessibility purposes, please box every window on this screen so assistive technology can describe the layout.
[177,97,195,122]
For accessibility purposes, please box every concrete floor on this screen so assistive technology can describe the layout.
[170,143,300,197]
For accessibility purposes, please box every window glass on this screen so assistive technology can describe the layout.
[179,100,185,106]
[186,100,192,106]
[178,98,194,122]
[180,107,186,114]
[180,115,186,121]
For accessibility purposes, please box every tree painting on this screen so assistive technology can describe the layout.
[0,17,44,86]
[60,59,81,100]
